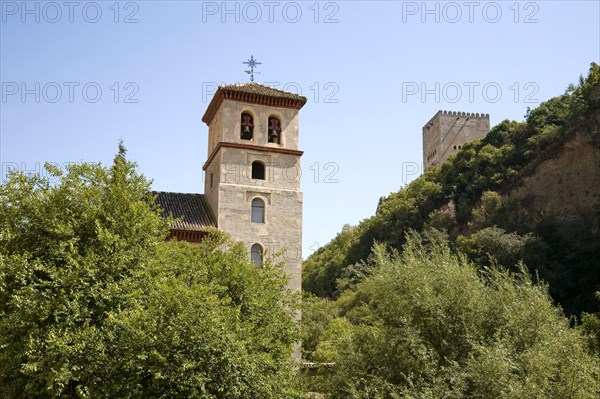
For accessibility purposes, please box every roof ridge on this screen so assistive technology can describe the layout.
[219,82,304,97]
[202,82,307,125]
[152,190,204,195]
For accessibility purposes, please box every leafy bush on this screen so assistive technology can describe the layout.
[457,227,548,271]
[309,233,600,399]
[302,224,359,298]
[581,293,600,355]
[469,190,504,229]
[301,295,339,360]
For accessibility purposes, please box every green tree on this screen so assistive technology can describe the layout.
[0,146,299,398]
[457,227,548,271]
[581,292,600,356]
[310,233,600,398]
[301,295,338,360]
[94,235,300,398]
[302,224,359,298]
[469,190,504,230]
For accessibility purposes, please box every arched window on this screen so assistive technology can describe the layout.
[241,112,254,140]
[267,116,281,144]
[251,198,265,223]
[252,161,265,180]
[251,244,263,267]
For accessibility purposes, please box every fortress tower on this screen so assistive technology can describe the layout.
[423,110,490,171]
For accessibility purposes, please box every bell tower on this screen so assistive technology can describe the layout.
[201,83,307,292]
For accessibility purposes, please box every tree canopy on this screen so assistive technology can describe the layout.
[0,145,300,398]
[304,232,600,398]
[301,61,600,397]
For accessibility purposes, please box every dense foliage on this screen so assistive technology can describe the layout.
[581,293,600,356]
[304,232,600,398]
[303,63,600,315]
[0,146,299,398]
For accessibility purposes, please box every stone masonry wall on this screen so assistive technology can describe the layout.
[423,110,490,170]
[203,99,303,293]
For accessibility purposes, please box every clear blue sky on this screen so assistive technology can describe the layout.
[2,1,599,257]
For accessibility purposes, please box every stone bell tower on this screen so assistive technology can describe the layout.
[201,83,307,292]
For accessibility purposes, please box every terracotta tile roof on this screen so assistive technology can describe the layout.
[153,191,216,231]
[219,82,307,101]
[202,82,307,125]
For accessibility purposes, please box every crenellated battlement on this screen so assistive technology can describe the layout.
[438,110,489,118]
[424,110,489,128]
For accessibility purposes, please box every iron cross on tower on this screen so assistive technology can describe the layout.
[243,55,261,82]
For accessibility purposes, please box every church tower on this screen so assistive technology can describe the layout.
[201,83,307,292]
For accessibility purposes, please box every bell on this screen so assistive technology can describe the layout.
[241,125,253,139]
[269,129,279,142]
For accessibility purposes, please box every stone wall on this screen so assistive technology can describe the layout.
[203,99,303,293]
[423,110,490,170]
[215,146,303,292]
[207,99,300,155]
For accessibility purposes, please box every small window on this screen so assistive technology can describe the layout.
[210,173,214,188]
[241,112,254,140]
[251,198,265,223]
[252,161,265,180]
[267,116,282,144]
[251,244,263,267]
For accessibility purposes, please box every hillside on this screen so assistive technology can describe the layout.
[303,63,600,316]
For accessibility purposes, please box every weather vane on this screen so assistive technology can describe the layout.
[243,55,261,82]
